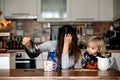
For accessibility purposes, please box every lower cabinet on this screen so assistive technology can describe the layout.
[10,51,120,71]
[0,53,10,69]
[10,53,15,69]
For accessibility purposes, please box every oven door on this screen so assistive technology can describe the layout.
[16,59,36,69]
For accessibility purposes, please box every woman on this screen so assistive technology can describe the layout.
[22,25,81,70]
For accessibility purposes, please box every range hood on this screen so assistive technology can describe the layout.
[4,13,37,19]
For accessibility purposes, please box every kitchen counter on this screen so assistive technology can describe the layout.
[0,69,120,80]
[7,49,120,53]
[0,53,10,57]
[81,49,120,53]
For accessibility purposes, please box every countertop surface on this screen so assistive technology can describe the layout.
[0,69,120,80]
[7,49,120,53]
[0,53,10,57]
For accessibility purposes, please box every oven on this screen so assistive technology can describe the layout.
[15,52,36,69]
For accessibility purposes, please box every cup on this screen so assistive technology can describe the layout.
[97,56,110,71]
[44,61,53,71]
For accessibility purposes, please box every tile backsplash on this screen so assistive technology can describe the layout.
[7,19,113,43]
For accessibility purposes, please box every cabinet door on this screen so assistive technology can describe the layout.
[70,0,99,21]
[0,54,10,69]
[4,0,37,18]
[0,57,10,69]
[37,0,70,22]
[99,0,113,21]
[0,0,4,18]
[10,53,16,69]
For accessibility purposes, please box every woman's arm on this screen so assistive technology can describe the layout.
[22,37,41,58]
[62,53,74,69]
[62,34,74,69]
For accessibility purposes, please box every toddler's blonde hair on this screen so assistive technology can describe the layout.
[86,36,106,56]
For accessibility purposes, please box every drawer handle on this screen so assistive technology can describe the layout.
[76,18,94,20]
[44,18,63,20]
[11,13,30,15]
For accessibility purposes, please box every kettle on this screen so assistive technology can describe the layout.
[96,56,110,71]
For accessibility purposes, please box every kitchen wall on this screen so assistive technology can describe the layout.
[3,19,120,50]
[8,19,113,42]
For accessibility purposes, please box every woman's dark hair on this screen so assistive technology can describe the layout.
[56,25,81,64]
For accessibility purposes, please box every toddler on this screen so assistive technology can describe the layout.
[81,36,106,69]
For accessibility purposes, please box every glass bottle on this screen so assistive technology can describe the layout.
[0,37,2,48]
[9,36,13,49]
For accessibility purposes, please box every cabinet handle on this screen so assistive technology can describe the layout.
[5,13,37,19]
[76,18,94,21]
[44,18,63,20]
[11,13,30,15]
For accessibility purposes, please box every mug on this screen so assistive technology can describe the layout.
[97,56,110,71]
[44,61,53,71]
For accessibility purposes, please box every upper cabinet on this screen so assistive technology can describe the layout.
[2,0,113,21]
[70,0,99,21]
[38,0,113,22]
[4,0,37,19]
[37,0,70,22]
[70,0,113,21]
[0,0,4,18]
[99,0,113,21]
[113,0,120,20]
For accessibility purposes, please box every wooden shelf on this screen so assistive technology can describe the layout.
[0,32,10,36]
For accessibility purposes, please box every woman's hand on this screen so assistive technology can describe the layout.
[64,34,72,46]
[22,37,31,48]
[63,34,72,53]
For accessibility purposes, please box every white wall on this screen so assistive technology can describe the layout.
[111,53,120,71]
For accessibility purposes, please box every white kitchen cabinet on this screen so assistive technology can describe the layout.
[99,0,113,21]
[70,0,99,21]
[0,53,10,69]
[37,0,70,22]
[10,53,16,69]
[4,0,37,19]
[0,0,4,18]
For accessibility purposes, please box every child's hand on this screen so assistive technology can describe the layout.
[86,62,98,69]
